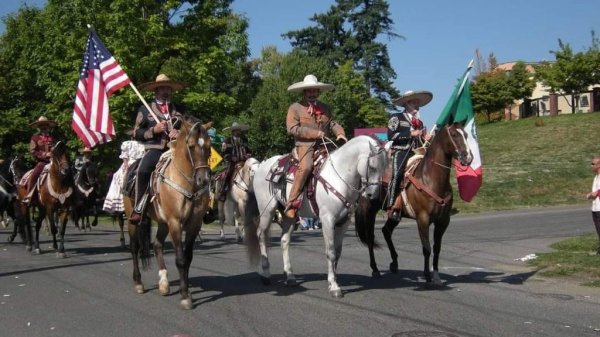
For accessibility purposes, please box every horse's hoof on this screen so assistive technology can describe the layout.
[372,271,381,278]
[56,252,66,258]
[159,283,170,296]
[237,236,243,243]
[180,298,193,310]
[32,248,41,255]
[260,276,271,285]
[26,245,32,252]
[329,289,344,298]
[92,220,98,227]
[389,262,398,273]
[7,234,15,243]
[134,284,144,294]
[284,277,297,286]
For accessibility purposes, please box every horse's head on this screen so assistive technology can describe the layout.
[8,156,27,183]
[177,118,212,188]
[51,141,71,177]
[77,160,98,187]
[355,136,387,200]
[442,124,473,166]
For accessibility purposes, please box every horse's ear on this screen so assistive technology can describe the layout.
[203,121,213,130]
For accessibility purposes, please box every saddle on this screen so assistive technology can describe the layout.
[265,145,330,214]
[19,165,50,200]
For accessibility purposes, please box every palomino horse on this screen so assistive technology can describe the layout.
[123,118,212,310]
[72,160,99,231]
[16,141,74,256]
[211,157,259,241]
[355,123,473,285]
[244,135,387,297]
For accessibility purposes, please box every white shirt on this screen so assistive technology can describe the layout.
[592,173,600,212]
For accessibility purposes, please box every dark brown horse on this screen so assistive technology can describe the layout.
[123,118,212,310]
[16,141,74,257]
[355,123,473,285]
[2,156,28,243]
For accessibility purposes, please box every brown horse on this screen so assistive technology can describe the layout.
[355,123,473,285]
[123,118,212,310]
[16,141,74,257]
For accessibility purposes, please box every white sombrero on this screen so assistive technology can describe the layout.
[223,122,249,132]
[392,90,433,107]
[287,74,335,93]
[138,74,186,92]
[29,116,57,128]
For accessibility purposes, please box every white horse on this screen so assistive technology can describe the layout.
[244,135,387,297]
[214,157,259,241]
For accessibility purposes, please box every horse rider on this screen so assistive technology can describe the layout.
[74,146,93,174]
[129,74,185,224]
[387,90,433,220]
[23,116,57,205]
[218,121,251,201]
[284,74,347,219]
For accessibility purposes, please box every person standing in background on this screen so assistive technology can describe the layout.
[586,155,600,255]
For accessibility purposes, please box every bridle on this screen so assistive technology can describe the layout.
[431,124,468,170]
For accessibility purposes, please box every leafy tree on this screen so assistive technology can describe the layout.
[283,0,400,103]
[534,36,600,113]
[0,0,255,171]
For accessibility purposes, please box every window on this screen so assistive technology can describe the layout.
[580,95,589,107]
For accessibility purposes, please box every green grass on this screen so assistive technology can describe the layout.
[453,113,600,287]
[528,234,600,287]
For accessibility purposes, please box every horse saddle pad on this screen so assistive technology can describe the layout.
[265,147,329,184]
[123,150,173,199]
[19,165,50,189]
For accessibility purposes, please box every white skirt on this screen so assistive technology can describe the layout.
[103,164,125,214]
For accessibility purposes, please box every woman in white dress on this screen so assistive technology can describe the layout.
[103,140,145,214]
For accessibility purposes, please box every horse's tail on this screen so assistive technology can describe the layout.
[354,196,380,249]
[243,191,261,266]
[138,217,152,269]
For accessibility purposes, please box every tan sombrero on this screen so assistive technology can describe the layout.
[287,74,335,93]
[138,74,185,92]
[29,116,57,128]
[223,122,249,132]
[392,90,433,107]
[79,147,93,154]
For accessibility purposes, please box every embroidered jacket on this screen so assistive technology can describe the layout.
[222,136,251,163]
[286,100,345,146]
[133,101,184,151]
[29,133,54,163]
[387,112,425,150]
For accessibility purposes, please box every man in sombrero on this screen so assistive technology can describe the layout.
[24,116,57,204]
[284,74,347,218]
[386,90,433,221]
[218,121,252,201]
[74,146,94,174]
[129,74,185,224]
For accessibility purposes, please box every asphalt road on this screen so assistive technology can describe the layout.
[1,205,599,337]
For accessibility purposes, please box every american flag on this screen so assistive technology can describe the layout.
[72,31,131,148]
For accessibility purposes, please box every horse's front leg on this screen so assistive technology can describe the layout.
[416,217,432,283]
[321,218,343,298]
[280,217,297,286]
[431,217,450,286]
[56,206,69,258]
[154,223,170,296]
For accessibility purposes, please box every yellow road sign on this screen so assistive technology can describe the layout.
[209,146,223,170]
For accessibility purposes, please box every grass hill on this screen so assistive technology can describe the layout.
[452,112,600,214]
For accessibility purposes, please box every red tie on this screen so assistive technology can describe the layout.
[159,103,168,114]
[308,102,322,116]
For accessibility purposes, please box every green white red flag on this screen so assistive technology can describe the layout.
[434,61,482,202]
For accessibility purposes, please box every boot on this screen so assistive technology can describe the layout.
[389,190,403,222]
[130,189,149,225]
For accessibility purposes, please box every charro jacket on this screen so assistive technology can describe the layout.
[286,101,345,146]
[133,101,184,151]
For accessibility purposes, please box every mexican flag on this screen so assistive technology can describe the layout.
[434,61,482,202]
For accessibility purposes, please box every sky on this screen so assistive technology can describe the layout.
[2,0,600,129]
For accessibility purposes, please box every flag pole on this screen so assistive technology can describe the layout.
[86,24,162,125]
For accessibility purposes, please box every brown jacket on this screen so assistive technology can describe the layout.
[286,101,345,146]
[133,101,184,151]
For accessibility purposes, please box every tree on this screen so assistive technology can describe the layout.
[0,0,256,168]
[534,36,600,113]
[283,0,401,103]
